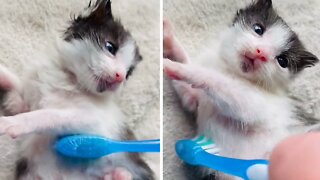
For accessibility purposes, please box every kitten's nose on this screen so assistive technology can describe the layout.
[114,73,124,83]
[255,49,267,62]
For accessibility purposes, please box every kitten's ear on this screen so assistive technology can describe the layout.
[236,9,243,16]
[134,43,143,62]
[254,0,272,9]
[92,0,112,19]
[233,9,244,24]
[296,51,319,71]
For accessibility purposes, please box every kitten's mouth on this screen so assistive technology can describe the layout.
[241,55,254,73]
[94,75,121,93]
[241,55,260,73]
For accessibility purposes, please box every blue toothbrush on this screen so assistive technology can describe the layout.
[55,134,160,158]
[175,135,269,180]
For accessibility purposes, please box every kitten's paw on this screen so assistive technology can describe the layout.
[164,59,208,90]
[111,168,132,180]
[0,117,15,136]
[172,82,199,112]
[3,91,29,116]
[0,117,29,138]
[163,59,182,80]
[0,75,14,91]
[6,125,28,139]
[184,90,199,111]
[0,64,17,91]
[104,168,132,180]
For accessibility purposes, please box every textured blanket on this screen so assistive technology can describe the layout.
[164,0,320,179]
[0,0,159,179]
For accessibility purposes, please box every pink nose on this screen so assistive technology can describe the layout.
[114,73,124,83]
[255,49,267,62]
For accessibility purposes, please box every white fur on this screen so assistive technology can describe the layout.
[56,38,133,95]
[218,22,292,90]
[117,39,137,68]
[0,35,145,179]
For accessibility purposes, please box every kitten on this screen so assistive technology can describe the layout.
[0,0,153,179]
[164,0,318,179]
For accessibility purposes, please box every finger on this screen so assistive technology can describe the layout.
[269,133,320,180]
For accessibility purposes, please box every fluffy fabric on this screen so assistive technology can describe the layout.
[0,0,159,179]
[164,0,320,179]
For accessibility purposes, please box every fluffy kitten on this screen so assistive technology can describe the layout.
[164,0,318,179]
[0,0,153,179]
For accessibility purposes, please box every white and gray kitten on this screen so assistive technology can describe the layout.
[164,0,318,179]
[0,0,153,179]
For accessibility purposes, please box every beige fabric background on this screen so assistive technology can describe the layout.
[164,0,320,179]
[0,0,159,179]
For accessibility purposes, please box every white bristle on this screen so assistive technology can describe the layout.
[192,135,201,141]
[202,144,216,150]
[205,147,220,154]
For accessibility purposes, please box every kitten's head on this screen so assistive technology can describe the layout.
[220,0,318,90]
[59,0,141,95]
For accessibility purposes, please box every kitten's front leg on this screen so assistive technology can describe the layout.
[0,108,94,138]
[164,58,207,86]
[163,20,200,111]
[0,64,28,115]
[164,59,279,123]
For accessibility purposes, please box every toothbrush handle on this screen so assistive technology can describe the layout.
[114,139,160,153]
[196,150,268,180]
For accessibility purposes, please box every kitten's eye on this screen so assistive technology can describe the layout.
[105,41,117,55]
[276,56,288,68]
[253,24,264,36]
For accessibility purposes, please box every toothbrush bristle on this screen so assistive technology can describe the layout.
[193,135,205,142]
[192,135,220,155]
[205,147,220,155]
[198,137,209,145]
[202,144,216,150]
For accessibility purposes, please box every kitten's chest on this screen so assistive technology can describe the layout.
[196,93,290,159]
[199,123,280,159]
